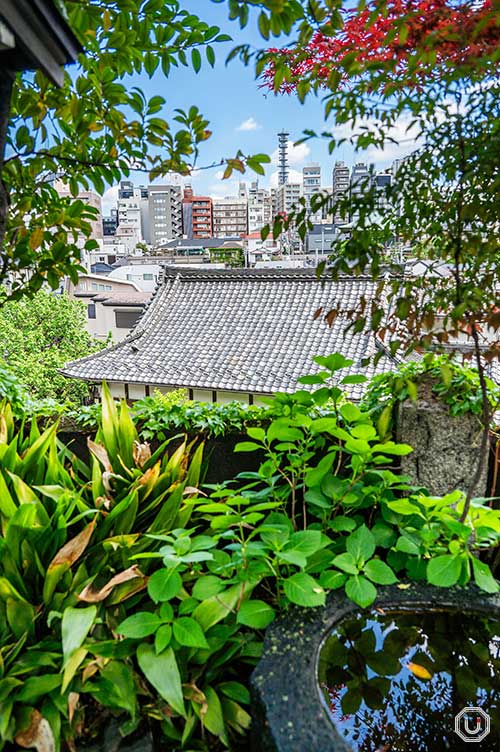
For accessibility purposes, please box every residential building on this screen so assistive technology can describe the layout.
[305,224,342,258]
[213,197,248,237]
[148,185,183,246]
[63,268,397,404]
[183,186,213,239]
[302,164,322,223]
[117,187,143,247]
[275,183,302,216]
[107,263,162,292]
[248,181,273,234]
[85,292,151,342]
[332,161,350,224]
[103,209,118,236]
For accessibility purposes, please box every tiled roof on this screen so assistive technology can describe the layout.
[62,267,397,398]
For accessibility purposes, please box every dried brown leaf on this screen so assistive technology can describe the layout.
[78,565,144,603]
[87,439,112,472]
[15,710,55,752]
[47,519,96,572]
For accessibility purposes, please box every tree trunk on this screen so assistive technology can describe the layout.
[0,70,14,255]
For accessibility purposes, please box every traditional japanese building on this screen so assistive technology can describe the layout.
[63,267,396,403]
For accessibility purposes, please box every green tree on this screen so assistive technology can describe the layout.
[0,290,102,404]
[255,1,500,517]
[0,0,284,300]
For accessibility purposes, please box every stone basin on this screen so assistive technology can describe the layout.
[250,584,500,752]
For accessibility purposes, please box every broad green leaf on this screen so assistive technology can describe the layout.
[332,552,359,575]
[137,644,185,717]
[345,575,377,607]
[319,570,347,589]
[192,575,225,600]
[117,612,162,638]
[426,555,462,587]
[147,568,183,603]
[471,557,499,593]
[283,573,325,607]
[173,617,209,648]
[237,599,275,629]
[346,525,376,565]
[62,606,96,665]
[364,559,398,585]
[193,584,243,631]
[155,624,172,654]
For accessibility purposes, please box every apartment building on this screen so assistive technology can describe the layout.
[212,197,248,237]
[302,164,322,223]
[183,186,213,238]
[332,161,350,224]
[148,185,183,246]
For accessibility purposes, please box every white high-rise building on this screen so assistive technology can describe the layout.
[302,164,322,223]
[148,185,183,246]
[332,161,350,224]
[213,197,248,237]
[248,180,273,234]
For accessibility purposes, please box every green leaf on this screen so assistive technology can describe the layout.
[191,48,202,73]
[364,559,398,585]
[426,555,462,587]
[277,550,307,568]
[319,570,347,590]
[372,442,413,456]
[345,575,377,607]
[147,568,183,602]
[173,617,209,648]
[61,606,96,665]
[471,557,499,593]
[117,612,162,638]
[192,575,225,600]
[155,624,172,654]
[346,525,376,565]
[202,686,227,743]
[234,441,262,452]
[237,599,275,629]
[283,573,325,607]
[137,644,185,716]
[332,552,359,575]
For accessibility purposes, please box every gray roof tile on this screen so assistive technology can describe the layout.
[63,267,396,399]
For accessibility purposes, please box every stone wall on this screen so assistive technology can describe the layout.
[396,377,489,497]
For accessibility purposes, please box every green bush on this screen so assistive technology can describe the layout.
[0,355,498,751]
[361,353,500,439]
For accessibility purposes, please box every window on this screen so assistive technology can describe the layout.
[143,273,154,281]
[115,310,142,329]
[87,303,96,319]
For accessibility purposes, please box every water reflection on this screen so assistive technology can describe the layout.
[318,609,500,751]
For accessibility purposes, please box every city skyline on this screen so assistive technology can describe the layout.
[100,0,418,212]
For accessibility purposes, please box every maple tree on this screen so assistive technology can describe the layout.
[264,0,500,92]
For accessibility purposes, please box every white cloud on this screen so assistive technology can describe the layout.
[331,115,421,166]
[101,185,119,214]
[269,169,303,188]
[271,140,311,167]
[236,117,261,132]
[208,179,245,198]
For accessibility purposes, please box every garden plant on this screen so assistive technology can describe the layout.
[0,357,498,750]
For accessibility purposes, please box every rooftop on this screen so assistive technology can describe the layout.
[63,267,396,398]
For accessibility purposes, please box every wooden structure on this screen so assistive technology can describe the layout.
[0,0,81,86]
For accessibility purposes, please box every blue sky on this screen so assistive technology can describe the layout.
[103,0,413,211]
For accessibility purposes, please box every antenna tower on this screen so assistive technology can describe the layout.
[278,131,289,186]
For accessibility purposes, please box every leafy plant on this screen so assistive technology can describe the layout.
[362,354,500,439]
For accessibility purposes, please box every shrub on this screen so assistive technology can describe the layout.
[0,356,498,750]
